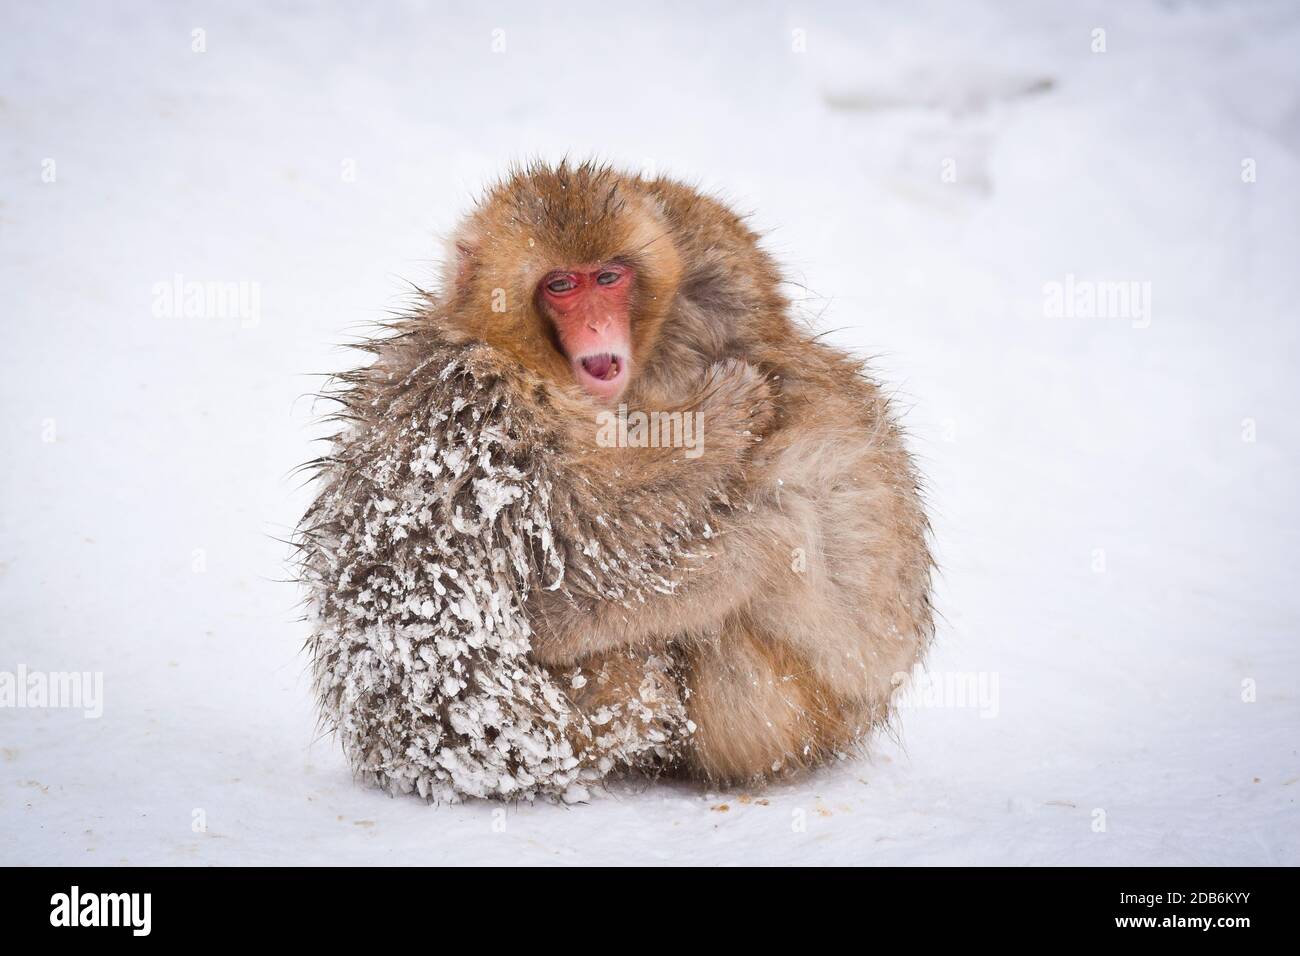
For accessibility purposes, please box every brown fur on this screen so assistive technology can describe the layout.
[353,161,933,786]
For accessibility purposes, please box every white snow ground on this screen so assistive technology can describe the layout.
[2,0,1298,866]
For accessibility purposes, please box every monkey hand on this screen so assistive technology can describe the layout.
[694,358,775,439]
[665,358,775,482]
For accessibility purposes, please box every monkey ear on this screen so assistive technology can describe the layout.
[443,228,481,299]
[454,239,476,284]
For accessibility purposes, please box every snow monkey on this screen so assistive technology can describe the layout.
[435,162,935,784]
[303,161,932,796]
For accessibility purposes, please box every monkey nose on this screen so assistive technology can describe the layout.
[586,314,611,332]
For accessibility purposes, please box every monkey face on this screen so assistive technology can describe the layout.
[444,164,684,403]
[536,262,635,401]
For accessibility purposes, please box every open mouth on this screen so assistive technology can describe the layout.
[572,351,628,399]
[578,352,624,383]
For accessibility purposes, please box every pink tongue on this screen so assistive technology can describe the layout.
[582,354,615,380]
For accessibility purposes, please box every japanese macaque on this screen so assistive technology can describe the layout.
[433,162,935,784]
[302,161,932,798]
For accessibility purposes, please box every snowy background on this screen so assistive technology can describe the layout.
[2,0,1297,865]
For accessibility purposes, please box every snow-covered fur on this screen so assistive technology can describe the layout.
[298,330,763,801]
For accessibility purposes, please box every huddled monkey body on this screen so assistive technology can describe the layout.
[299,162,933,799]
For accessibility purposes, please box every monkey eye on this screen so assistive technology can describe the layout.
[545,275,577,295]
[596,270,623,286]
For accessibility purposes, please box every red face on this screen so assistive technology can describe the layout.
[537,262,634,401]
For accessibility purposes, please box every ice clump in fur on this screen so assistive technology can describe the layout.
[298,342,687,802]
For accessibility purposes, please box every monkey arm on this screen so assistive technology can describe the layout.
[527,530,773,666]
[526,360,779,666]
